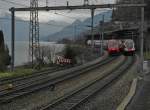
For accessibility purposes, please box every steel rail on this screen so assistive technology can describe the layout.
[0,57,116,104]
[69,56,135,110]
[39,56,135,110]
[0,57,108,94]
[0,66,69,86]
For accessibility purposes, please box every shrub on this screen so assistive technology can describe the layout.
[63,45,78,64]
[0,31,11,72]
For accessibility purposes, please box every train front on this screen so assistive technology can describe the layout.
[107,40,120,55]
[123,39,135,55]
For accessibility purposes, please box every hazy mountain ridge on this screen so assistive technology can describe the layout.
[46,10,112,41]
[0,12,69,41]
[0,11,112,42]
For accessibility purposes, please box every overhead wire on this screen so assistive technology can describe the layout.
[0,17,71,27]
[0,0,28,7]
[54,12,78,20]
[0,7,8,10]
[0,0,107,30]
[0,17,90,30]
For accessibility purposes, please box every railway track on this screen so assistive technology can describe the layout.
[0,66,70,86]
[38,56,135,110]
[0,56,116,104]
[0,65,72,95]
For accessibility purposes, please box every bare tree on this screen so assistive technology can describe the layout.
[36,44,58,65]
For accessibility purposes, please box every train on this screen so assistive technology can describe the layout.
[107,39,135,56]
[122,39,135,55]
[107,39,121,55]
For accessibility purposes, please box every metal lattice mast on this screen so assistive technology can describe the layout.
[29,0,40,67]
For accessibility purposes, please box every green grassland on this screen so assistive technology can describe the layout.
[144,52,150,60]
[0,68,34,79]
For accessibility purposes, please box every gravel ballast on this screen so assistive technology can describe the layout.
[0,56,125,110]
[76,56,138,110]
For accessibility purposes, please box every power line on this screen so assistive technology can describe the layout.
[0,7,8,10]
[54,12,78,20]
[0,0,28,7]
[0,17,91,29]
[0,17,71,27]
[0,17,27,22]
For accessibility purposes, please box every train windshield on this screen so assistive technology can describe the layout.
[108,40,118,48]
[125,40,134,49]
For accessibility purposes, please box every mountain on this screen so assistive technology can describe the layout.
[0,13,69,41]
[0,10,112,42]
[46,10,112,41]
[47,19,83,41]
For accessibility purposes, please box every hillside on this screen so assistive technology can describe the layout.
[46,11,112,41]
[0,10,112,42]
[0,13,69,41]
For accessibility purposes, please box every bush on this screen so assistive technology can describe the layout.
[63,45,78,64]
[0,31,11,72]
[0,46,11,72]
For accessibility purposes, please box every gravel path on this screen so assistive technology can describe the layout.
[0,56,124,110]
[76,57,138,110]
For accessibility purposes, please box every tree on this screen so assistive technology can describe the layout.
[40,45,57,64]
[63,45,78,64]
[0,31,11,71]
[0,30,4,52]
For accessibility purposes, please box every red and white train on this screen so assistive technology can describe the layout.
[107,39,135,56]
[107,39,121,55]
[123,39,135,55]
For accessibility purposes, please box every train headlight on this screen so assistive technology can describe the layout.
[124,48,128,51]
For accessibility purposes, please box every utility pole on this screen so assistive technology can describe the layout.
[100,15,104,56]
[140,7,144,73]
[91,8,95,48]
[11,8,15,71]
[29,0,40,68]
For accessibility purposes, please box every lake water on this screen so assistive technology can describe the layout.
[6,41,64,66]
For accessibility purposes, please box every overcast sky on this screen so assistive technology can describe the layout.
[0,0,116,23]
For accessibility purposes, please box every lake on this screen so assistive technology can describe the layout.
[6,41,64,66]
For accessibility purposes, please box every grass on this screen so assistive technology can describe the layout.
[144,52,150,60]
[0,64,57,79]
[0,68,35,79]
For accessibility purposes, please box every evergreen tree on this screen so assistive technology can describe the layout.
[0,30,11,71]
[63,45,77,64]
[0,30,4,52]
